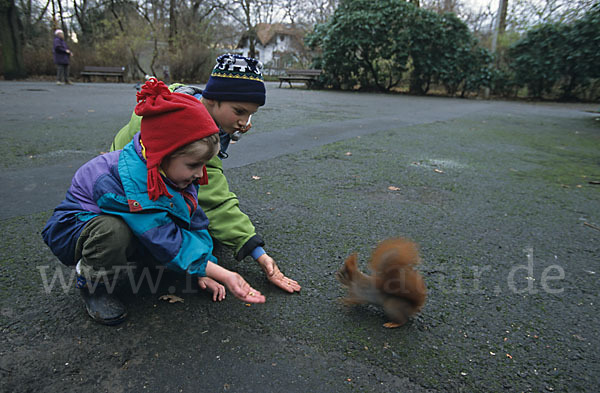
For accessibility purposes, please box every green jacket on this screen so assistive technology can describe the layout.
[110,87,264,261]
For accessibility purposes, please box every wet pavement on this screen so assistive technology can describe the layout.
[1,81,599,392]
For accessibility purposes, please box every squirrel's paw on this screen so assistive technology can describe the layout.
[383,321,403,328]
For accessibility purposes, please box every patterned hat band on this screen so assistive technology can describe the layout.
[211,69,264,82]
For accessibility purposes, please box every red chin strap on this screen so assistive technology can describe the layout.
[147,165,173,201]
[194,166,209,186]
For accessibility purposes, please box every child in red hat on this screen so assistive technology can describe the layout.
[111,54,301,296]
[42,78,265,325]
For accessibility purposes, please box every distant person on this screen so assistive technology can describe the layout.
[111,54,301,296]
[53,29,72,85]
[42,79,266,325]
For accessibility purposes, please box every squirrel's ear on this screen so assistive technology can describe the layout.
[344,253,358,269]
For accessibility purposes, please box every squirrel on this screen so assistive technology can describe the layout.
[336,238,427,328]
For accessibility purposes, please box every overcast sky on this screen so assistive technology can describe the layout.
[464,0,499,11]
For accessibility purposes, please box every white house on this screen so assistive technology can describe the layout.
[237,23,309,74]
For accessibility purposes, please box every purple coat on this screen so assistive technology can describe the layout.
[42,134,217,276]
[53,36,70,65]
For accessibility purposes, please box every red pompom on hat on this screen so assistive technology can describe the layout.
[135,78,219,201]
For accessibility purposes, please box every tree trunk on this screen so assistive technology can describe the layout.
[0,0,27,79]
[498,0,508,35]
[169,0,176,54]
[247,27,256,59]
[409,74,427,95]
[241,0,257,58]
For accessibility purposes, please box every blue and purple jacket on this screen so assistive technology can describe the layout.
[42,132,217,276]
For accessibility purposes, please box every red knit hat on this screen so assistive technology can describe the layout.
[135,78,219,201]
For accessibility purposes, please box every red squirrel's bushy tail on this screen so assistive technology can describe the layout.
[336,253,380,305]
[369,238,427,313]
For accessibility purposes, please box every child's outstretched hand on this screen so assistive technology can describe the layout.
[205,261,265,303]
[257,254,301,293]
[224,272,265,303]
[197,276,226,302]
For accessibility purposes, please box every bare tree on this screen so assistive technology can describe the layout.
[420,0,461,14]
[18,0,51,41]
[507,0,596,31]
[53,0,69,33]
[300,0,338,24]
[280,0,338,25]
[0,0,27,78]
[215,0,278,58]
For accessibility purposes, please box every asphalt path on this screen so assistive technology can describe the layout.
[2,81,490,220]
[1,81,599,392]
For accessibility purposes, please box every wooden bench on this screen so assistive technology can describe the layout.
[80,66,126,82]
[278,69,322,88]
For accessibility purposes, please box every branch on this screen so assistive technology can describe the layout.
[35,0,52,24]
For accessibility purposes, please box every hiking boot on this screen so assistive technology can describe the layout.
[79,282,127,326]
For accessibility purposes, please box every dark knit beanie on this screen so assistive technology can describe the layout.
[135,78,219,201]
[202,54,266,106]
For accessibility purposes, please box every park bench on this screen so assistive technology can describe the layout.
[80,66,126,82]
[278,69,322,88]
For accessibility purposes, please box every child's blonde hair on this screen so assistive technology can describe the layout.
[168,133,220,161]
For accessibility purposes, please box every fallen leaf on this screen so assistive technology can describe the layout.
[159,294,184,304]
[252,176,261,180]
[388,186,401,191]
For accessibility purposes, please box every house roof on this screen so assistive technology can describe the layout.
[239,23,306,47]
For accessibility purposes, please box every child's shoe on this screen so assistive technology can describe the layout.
[76,272,127,325]
[79,284,127,325]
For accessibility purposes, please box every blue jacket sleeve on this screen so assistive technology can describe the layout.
[96,193,216,276]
